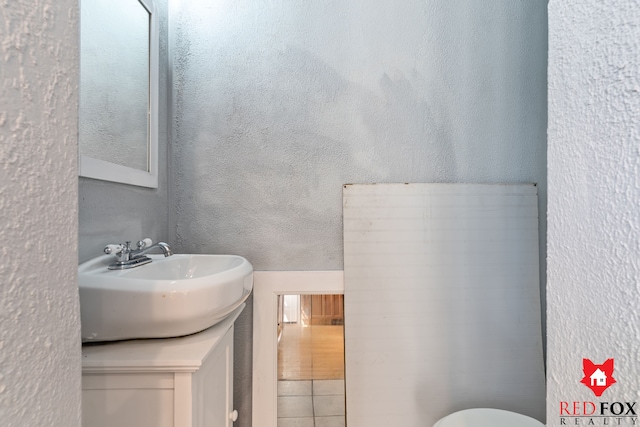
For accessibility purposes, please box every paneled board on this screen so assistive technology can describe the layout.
[343,183,545,427]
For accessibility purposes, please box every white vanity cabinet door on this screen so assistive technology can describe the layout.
[82,374,174,427]
[82,305,244,427]
[190,325,234,427]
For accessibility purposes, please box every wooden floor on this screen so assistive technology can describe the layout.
[277,324,345,380]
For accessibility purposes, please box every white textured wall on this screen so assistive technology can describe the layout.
[0,1,81,426]
[548,0,640,424]
[171,0,548,272]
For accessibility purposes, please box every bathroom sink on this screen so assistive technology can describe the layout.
[79,254,253,342]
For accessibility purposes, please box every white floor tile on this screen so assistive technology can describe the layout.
[278,380,312,396]
[277,417,315,427]
[278,396,314,418]
[313,395,345,417]
[315,416,346,427]
[313,379,345,396]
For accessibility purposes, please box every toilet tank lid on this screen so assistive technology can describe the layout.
[433,408,544,427]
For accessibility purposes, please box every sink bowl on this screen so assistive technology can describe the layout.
[79,254,253,342]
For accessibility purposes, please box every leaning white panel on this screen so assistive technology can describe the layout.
[343,183,545,427]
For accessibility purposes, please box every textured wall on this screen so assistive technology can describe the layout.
[171,0,547,273]
[78,0,170,263]
[547,0,640,425]
[0,1,81,426]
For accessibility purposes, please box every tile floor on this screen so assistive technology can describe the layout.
[277,379,345,427]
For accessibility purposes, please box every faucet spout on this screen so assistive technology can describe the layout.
[135,242,173,257]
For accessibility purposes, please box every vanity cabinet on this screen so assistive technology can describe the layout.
[82,305,243,427]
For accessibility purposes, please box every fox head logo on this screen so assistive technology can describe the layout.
[580,358,616,397]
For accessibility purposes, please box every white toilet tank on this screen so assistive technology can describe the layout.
[433,408,544,427]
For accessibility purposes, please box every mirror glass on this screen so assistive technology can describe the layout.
[79,0,158,188]
[276,294,346,425]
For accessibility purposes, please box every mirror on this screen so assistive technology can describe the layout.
[79,0,159,188]
[252,271,344,427]
[276,294,346,426]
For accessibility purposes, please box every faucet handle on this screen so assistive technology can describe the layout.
[137,238,153,249]
[104,244,124,255]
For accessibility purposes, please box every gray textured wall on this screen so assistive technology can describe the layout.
[171,2,547,426]
[171,0,547,272]
[78,0,170,262]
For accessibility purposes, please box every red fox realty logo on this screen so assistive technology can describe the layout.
[559,359,637,425]
[581,359,617,397]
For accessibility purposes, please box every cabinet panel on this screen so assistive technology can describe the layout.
[83,373,173,390]
[82,304,244,427]
[83,389,174,427]
[310,294,343,325]
[193,325,234,427]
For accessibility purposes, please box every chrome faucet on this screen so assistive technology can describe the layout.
[135,241,173,257]
[104,238,173,270]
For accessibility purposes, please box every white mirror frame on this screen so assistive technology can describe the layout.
[252,271,344,427]
[79,0,159,188]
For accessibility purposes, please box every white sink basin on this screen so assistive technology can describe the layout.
[79,254,253,342]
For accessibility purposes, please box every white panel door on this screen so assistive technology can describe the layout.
[343,183,545,427]
[192,325,234,427]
